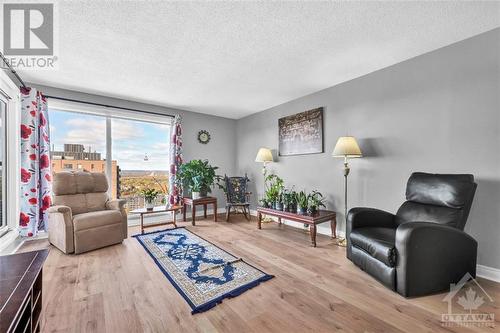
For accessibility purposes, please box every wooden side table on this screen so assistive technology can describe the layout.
[183,196,217,225]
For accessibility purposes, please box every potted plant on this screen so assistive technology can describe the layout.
[282,188,296,212]
[275,191,284,211]
[264,174,284,210]
[289,190,298,213]
[265,191,276,209]
[296,190,309,215]
[142,188,160,210]
[308,190,326,214]
[259,198,269,208]
[178,159,218,199]
[282,189,290,212]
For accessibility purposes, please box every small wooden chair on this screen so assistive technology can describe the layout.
[224,175,251,221]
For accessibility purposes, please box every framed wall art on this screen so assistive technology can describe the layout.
[278,107,324,156]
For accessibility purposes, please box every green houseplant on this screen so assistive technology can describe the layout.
[178,159,218,199]
[282,188,297,212]
[264,174,284,210]
[308,190,326,214]
[296,190,309,215]
[289,190,298,213]
[141,188,160,210]
[282,189,291,212]
[275,191,284,211]
[259,197,269,208]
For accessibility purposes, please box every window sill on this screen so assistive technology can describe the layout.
[0,226,9,238]
[0,229,21,254]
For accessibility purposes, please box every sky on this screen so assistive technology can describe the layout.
[49,109,170,171]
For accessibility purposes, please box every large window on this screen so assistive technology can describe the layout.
[48,101,171,222]
[112,118,170,210]
[50,110,108,187]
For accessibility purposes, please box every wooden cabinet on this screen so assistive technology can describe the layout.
[0,250,48,333]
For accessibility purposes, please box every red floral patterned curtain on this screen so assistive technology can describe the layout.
[168,115,183,206]
[19,87,52,237]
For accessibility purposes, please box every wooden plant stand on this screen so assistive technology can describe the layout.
[256,207,337,247]
[182,196,218,226]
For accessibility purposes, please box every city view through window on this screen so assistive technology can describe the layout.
[49,109,170,218]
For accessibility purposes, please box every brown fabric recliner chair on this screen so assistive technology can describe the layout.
[48,171,127,254]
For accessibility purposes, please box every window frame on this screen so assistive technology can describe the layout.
[0,71,21,249]
[48,99,173,197]
[0,97,7,232]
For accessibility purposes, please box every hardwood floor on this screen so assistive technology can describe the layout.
[18,214,500,333]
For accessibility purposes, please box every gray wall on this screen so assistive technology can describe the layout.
[28,28,500,269]
[236,29,500,270]
[28,84,237,209]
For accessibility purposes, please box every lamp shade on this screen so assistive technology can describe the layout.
[332,136,362,158]
[255,148,274,163]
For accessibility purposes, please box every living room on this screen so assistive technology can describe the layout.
[0,1,499,332]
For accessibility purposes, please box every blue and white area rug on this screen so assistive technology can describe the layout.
[134,227,274,314]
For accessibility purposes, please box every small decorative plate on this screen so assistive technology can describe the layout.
[198,130,211,144]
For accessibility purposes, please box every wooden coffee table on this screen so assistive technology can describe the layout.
[131,205,183,234]
[256,207,337,247]
[182,196,217,226]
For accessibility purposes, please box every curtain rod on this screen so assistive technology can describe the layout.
[0,51,27,88]
[45,95,175,118]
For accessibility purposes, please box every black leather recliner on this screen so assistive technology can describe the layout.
[346,172,477,297]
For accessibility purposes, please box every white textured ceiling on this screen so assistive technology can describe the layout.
[19,1,500,119]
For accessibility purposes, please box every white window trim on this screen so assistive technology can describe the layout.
[48,98,173,125]
[105,117,112,196]
[0,71,21,252]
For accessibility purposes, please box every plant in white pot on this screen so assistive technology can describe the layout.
[178,159,218,199]
[142,188,160,210]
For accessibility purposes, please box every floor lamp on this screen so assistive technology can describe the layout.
[255,147,274,222]
[332,136,362,247]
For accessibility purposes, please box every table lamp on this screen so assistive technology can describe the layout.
[332,136,362,246]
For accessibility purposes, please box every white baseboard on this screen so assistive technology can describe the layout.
[249,210,500,283]
[477,265,500,283]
